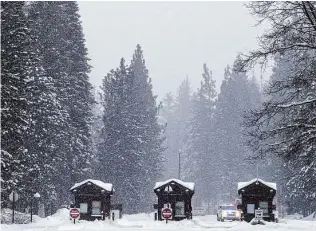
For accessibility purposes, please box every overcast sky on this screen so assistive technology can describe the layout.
[78,1,266,99]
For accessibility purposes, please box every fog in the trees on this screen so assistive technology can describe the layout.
[1,1,315,218]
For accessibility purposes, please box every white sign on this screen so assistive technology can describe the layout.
[255,209,263,219]
[9,191,19,202]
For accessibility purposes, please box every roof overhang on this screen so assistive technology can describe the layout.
[154,178,195,192]
[237,178,276,194]
[70,179,114,193]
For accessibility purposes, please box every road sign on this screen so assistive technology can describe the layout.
[70,208,80,219]
[9,191,19,202]
[255,209,263,219]
[162,207,173,220]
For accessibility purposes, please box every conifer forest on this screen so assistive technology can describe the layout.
[1,1,315,217]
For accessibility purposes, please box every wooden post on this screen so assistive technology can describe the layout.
[31,199,33,223]
[178,151,181,180]
[154,213,157,221]
[112,212,115,221]
[12,193,15,224]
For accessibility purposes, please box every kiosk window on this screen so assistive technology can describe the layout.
[175,201,185,216]
[259,201,268,214]
[80,203,88,213]
[247,204,255,214]
[92,201,101,215]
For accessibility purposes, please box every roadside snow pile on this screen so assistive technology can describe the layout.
[249,218,266,225]
[284,213,304,220]
[50,208,70,219]
[115,212,197,229]
[34,208,70,226]
[303,212,316,221]
[191,216,237,228]
[1,208,40,224]
[115,213,153,228]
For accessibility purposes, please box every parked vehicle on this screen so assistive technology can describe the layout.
[217,204,241,221]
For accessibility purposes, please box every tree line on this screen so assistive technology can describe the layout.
[1,1,94,214]
[1,1,164,215]
[160,1,316,215]
[160,58,262,212]
[240,1,316,216]
[1,1,315,217]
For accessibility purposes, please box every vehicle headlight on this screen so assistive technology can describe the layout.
[222,211,227,216]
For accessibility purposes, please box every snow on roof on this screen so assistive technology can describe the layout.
[237,178,277,191]
[154,178,195,191]
[70,179,113,192]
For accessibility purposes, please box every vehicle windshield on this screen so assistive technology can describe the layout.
[222,206,236,210]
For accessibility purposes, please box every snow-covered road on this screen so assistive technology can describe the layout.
[1,210,315,231]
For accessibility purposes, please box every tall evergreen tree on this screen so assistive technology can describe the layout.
[160,77,192,179]
[99,45,164,214]
[128,45,165,212]
[22,63,66,212]
[98,58,130,209]
[1,1,36,207]
[182,64,217,206]
[214,58,261,202]
[1,1,65,211]
[160,92,176,178]
[1,1,94,211]
[29,1,94,205]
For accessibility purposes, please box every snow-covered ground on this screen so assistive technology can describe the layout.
[303,212,316,221]
[1,209,315,231]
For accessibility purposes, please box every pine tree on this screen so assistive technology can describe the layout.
[98,58,130,208]
[99,45,164,213]
[160,93,177,179]
[214,57,261,202]
[22,63,66,212]
[127,45,165,212]
[182,64,217,206]
[160,77,192,179]
[29,1,94,206]
[1,1,35,207]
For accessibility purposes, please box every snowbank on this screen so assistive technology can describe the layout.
[284,213,304,220]
[1,208,40,224]
[303,212,316,221]
[2,209,315,231]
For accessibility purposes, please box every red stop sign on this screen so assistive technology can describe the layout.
[70,208,80,219]
[162,207,173,220]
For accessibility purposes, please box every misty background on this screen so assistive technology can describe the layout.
[2,1,315,219]
[78,1,268,98]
